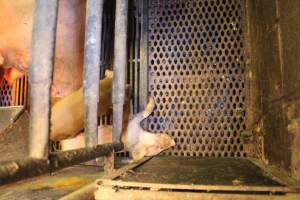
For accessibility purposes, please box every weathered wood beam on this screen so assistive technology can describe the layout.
[95,189,300,200]
[99,180,298,193]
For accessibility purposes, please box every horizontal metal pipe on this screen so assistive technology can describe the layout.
[49,142,122,169]
[0,142,123,185]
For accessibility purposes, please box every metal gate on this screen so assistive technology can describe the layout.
[0,76,28,107]
[146,0,247,157]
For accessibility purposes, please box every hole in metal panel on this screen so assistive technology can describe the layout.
[0,80,12,106]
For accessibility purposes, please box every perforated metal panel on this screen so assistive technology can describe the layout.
[147,0,247,157]
[0,80,12,106]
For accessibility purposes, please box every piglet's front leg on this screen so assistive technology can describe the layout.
[131,143,148,162]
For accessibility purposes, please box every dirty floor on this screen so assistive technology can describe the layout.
[119,156,283,186]
[0,164,104,200]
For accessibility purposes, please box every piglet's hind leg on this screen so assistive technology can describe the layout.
[131,143,147,162]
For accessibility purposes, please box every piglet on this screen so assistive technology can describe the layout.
[121,98,175,162]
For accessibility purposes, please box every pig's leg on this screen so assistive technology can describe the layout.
[142,97,156,118]
[138,132,165,156]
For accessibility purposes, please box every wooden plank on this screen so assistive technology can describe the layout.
[99,179,300,193]
[95,187,300,200]
[249,158,300,187]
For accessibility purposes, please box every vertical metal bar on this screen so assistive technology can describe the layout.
[20,77,24,105]
[127,0,133,86]
[139,0,148,110]
[11,79,17,106]
[26,78,31,110]
[23,76,28,107]
[112,0,128,142]
[16,78,20,105]
[29,0,58,159]
[133,0,140,114]
[83,0,104,148]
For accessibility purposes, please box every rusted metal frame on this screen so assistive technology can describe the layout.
[139,0,148,110]
[59,157,151,200]
[99,180,299,193]
[0,142,123,186]
[95,188,300,200]
[83,0,104,149]
[28,0,58,159]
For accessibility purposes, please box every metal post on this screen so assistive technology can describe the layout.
[112,0,128,142]
[83,0,104,148]
[29,0,58,159]
[139,0,148,110]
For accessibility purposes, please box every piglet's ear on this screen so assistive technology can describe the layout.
[3,67,25,85]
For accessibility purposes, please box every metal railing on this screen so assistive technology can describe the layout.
[0,0,128,185]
